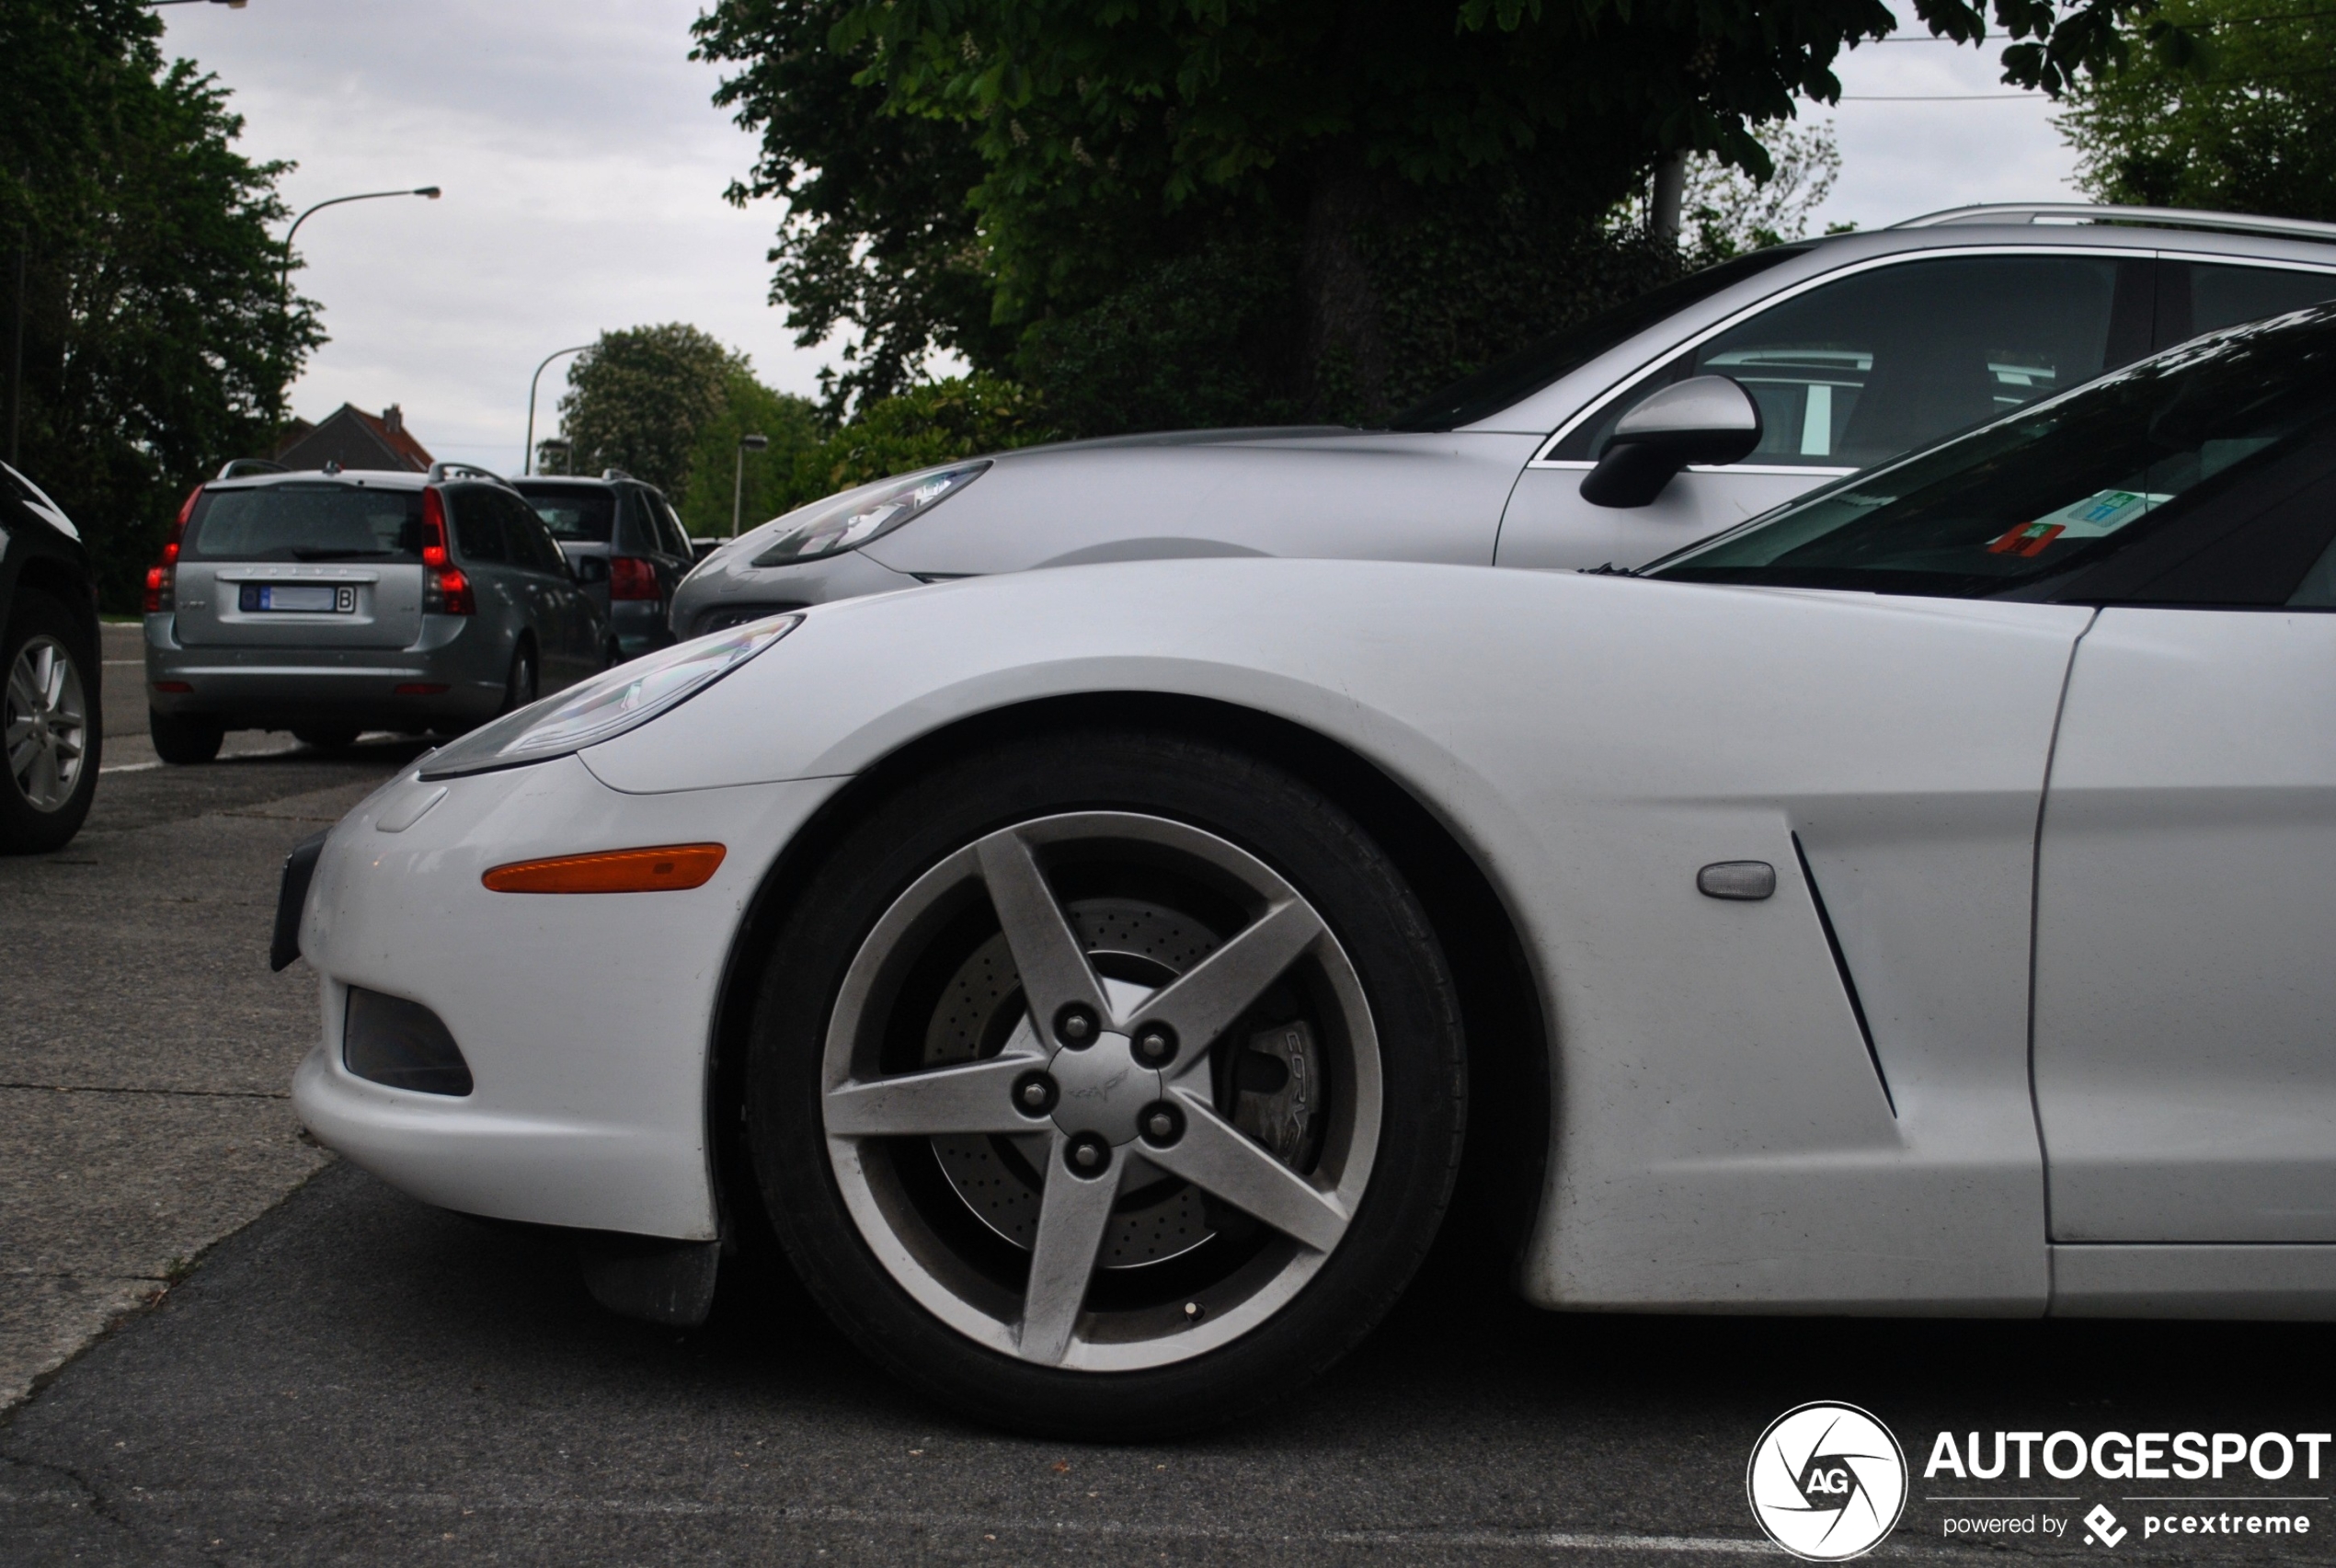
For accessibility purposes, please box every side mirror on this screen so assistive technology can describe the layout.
[1579,375,1763,509]
[572,555,610,585]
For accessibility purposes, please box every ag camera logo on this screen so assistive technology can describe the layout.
[1747,1402,1909,1561]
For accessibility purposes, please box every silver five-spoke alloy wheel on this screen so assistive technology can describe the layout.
[6,634,89,814]
[820,810,1382,1372]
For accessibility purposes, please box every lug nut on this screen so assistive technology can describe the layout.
[1132,1024,1177,1067]
[1054,1004,1098,1047]
[1139,1100,1185,1148]
[1013,1070,1058,1116]
[1064,1132,1112,1176]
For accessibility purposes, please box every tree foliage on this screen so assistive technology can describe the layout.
[791,374,1056,497]
[698,0,2158,429]
[1680,120,1845,265]
[678,368,829,538]
[2060,0,2336,221]
[2,0,319,608]
[557,325,747,501]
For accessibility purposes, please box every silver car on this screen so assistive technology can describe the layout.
[144,463,609,762]
[673,202,2336,636]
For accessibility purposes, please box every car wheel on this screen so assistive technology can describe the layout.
[148,709,224,765]
[500,643,538,715]
[292,726,360,751]
[1,591,100,853]
[601,637,624,671]
[746,730,1465,1439]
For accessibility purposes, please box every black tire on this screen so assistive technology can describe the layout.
[745,729,1466,1439]
[292,726,361,751]
[0,590,101,853]
[148,709,223,765]
[499,642,538,715]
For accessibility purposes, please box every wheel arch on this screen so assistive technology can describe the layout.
[704,690,1553,1280]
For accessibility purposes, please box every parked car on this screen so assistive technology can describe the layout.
[673,202,2336,636]
[286,301,2336,1438]
[0,461,100,853]
[144,462,612,763]
[510,472,693,659]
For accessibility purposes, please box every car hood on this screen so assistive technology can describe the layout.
[685,428,1546,588]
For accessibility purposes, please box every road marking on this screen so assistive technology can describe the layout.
[0,1489,2004,1557]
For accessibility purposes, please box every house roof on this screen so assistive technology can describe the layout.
[272,404,435,473]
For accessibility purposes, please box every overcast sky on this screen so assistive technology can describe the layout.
[160,2,2081,475]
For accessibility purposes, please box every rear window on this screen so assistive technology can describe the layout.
[512,484,615,544]
[184,484,422,562]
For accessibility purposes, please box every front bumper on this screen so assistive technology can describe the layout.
[145,612,507,729]
[288,753,842,1239]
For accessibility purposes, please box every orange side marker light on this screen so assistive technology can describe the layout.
[482,843,726,894]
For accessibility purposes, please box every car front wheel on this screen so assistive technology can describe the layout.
[1,592,100,852]
[746,730,1465,1438]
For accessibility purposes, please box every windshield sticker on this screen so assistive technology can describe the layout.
[1988,489,2170,556]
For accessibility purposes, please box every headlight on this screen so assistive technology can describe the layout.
[751,462,989,567]
[418,615,801,779]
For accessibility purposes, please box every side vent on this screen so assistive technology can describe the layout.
[1791,833,1896,1116]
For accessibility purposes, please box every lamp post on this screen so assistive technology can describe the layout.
[524,344,591,475]
[281,187,441,304]
[732,432,768,540]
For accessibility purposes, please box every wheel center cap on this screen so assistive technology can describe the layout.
[1048,1031,1160,1146]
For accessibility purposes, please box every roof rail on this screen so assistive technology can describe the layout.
[215,458,288,479]
[426,461,511,485]
[1893,203,2336,244]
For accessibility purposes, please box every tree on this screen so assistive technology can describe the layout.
[2060,0,2336,221]
[699,0,2156,427]
[2,0,319,608]
[557,325,744,501]
[1680,121,1845,266]
[677,368,829,537]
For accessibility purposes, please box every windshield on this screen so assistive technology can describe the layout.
[183,484,422,562]
[1388,248,1803,431]
[512,484,615,544]
[1647,304,2336,599]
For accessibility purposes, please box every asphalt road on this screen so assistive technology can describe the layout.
[3,643,2331,1564]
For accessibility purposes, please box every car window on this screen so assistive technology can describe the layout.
[448,486,506,563]
[513,484,615,544]
[1647,303,2336,602]
[650,493,691,557]
[1554,256,2129,470]
[2189,263,2336,338]
[184,484,422,562]
[498,490,567,575]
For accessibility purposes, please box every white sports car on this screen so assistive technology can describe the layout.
[287,305,2336,1438]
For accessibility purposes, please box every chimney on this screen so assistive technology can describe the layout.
[383,404,403,435]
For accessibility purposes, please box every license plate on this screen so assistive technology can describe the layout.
[240,584,355,613]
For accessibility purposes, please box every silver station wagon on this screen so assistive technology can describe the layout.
[143,463,611,762]
[674,202,2336,635]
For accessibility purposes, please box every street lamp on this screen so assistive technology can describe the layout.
[281,187,441,302]
[524,345,592,475]
[732,432,768,540]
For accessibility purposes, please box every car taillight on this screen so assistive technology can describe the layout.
[421,487,449,567]
[418,488,474,612]
[144,485,200,612]
[424,565,475,616]
[609,555,659,601]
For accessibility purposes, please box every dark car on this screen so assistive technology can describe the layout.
[511,473,694,658]
[1,461,101,852]
[143,463,613,762]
